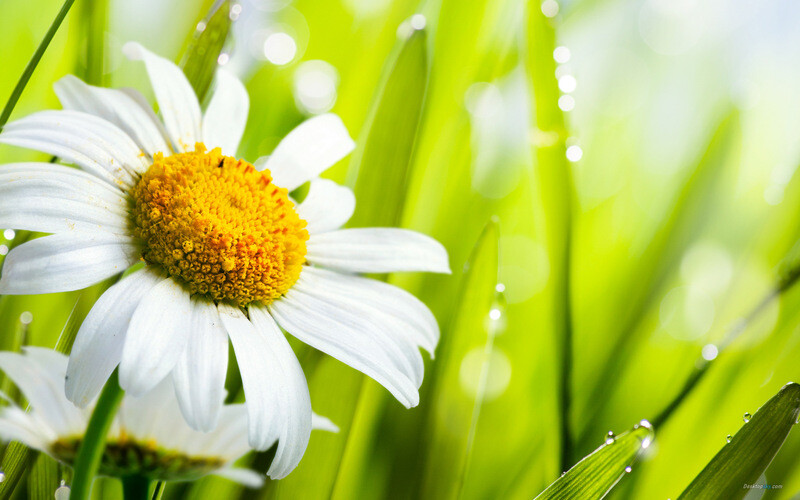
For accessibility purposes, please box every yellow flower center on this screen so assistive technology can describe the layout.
[131,146,308,306]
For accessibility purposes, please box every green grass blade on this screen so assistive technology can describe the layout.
[419,221,499,499]
[27,454,60,500]
[180,0,232,104]
[347,26,428,226]
[0,0,76,130]
[677,382,800,500]
[534,421,654,500]
[0,442,36,500]
[526,0,575,471]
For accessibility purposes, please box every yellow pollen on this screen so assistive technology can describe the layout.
[131,145,308,306]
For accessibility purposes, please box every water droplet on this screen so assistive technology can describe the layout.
[3,229,15,240]
[410,14,426,30]
[625,466,632,473]
[553,46,571,64]
[495,283,506,293]
[566,145,583,162]
[726,434,732,443]
[701,343,718,361]
[541,0,559,17]
[19,311,33,325]
[0,471,5,483]
[743,412,751,423]
[605,431,616,445]
[54,485,70,500]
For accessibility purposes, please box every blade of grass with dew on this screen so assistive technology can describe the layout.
[575,111,740,453]
[526,0,575,473]
[0,443,35,500]
[677,382,800,500]
[533,421,654,500]
[180,0,231,104]
[262,23,431,500]
[417,221,499,499]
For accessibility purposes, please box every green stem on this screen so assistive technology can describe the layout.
[0,0,77,130]
[122,475,152,500]
[69,370,124,500]
[151,480,166,500]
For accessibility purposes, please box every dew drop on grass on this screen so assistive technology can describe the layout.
[726,435,732,443]
[624,466,632,473]
[0,471,5,483]
[54,485,70,500]
[605,431,616,445]
[743,412,751,423]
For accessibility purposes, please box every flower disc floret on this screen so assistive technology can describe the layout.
[131,146,308,306]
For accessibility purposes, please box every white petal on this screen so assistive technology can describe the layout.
[254,114,355,191]
[296,178,355,234]
[0,110,149,186]
[248,307,312,479]
[269,288,419,408]
[123,42,202,152]
[311,412,339,433]
[306,228,450,274]
[0,406,52,451]
[202,69,249,156]
[0,165,130,234]
[119,377,187,446]
[301,266,439,352]
[0,232,140,295]
[54,75,171,157]
[213,467,265,488]
[172,296,229,432]
[119,277,192,396]
[66,268,163,407]
[0,350,81,436]
[219,303,312,479]
[200,404,251,458]
[292,276,424,387]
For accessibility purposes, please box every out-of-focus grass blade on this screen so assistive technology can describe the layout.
[677,382,800,500]
[526,0,575,472]
[534,421,654,500]
[180,0,231,103]
[418,221,499,499]
[263,23,430,500]
[347,26,428,226]
[27,454,59,500]
[577,112,740,448]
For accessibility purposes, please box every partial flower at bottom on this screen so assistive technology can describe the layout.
[0,348,338,485]
[0,42,449,478]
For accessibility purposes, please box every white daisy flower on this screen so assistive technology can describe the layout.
[0,348,338,485]
[0,43,449,478]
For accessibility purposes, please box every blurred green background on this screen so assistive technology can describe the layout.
[2,0,800,498]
